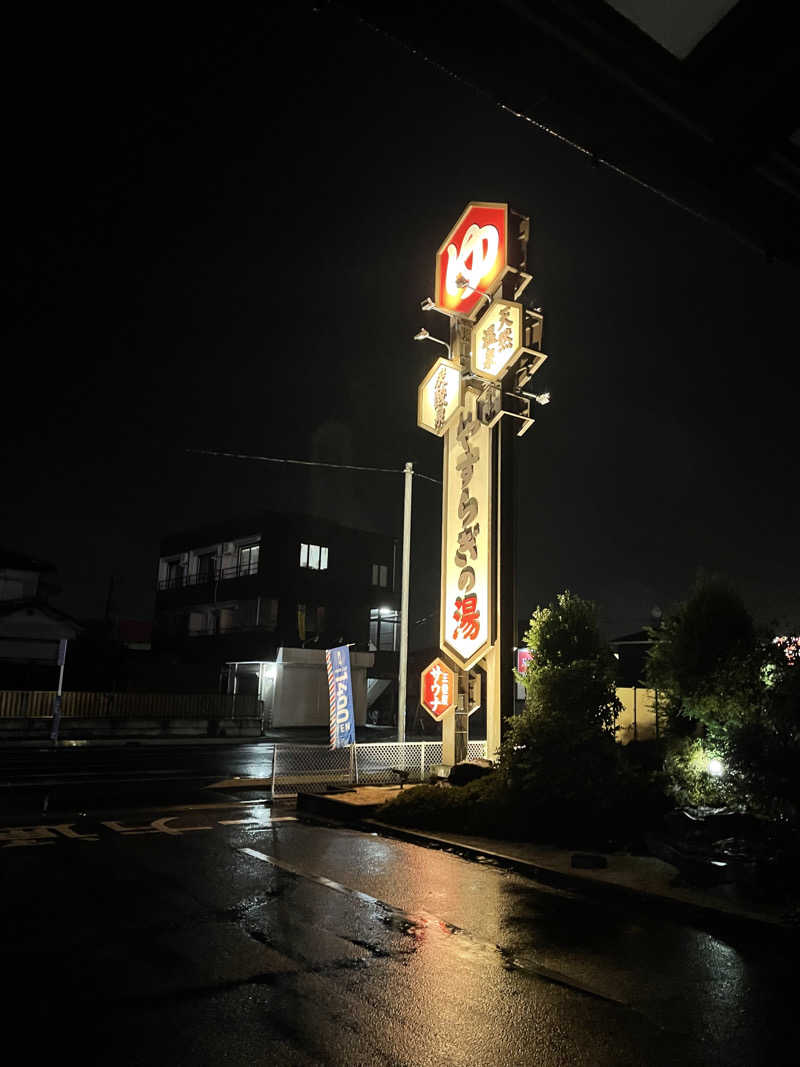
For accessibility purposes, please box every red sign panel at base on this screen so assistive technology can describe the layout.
[421,657,457,721]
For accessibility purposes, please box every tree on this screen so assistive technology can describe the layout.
[500,591,624,844]
[644,575,800,820]
[645,574,759,734]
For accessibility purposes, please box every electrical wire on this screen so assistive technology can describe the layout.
[185,448,442,485]
[320,3,765,258]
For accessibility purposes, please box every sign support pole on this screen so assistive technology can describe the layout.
[498,414,518,736]
[455,673,468,764]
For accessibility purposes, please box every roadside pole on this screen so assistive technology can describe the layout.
[50,638,68,744]
[397,461,413,746]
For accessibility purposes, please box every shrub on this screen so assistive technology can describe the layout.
[378,775,525,838]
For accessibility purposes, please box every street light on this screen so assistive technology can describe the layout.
[413,328,451,358]
[523,390,551,405]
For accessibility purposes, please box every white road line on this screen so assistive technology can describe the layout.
[239,845,625,1006]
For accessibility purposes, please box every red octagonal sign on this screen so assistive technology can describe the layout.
[434,202,508,318]
[420,657,456,721]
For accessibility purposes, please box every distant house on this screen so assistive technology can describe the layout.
[0,549,80,689]
[610,628,656,688]
[153,512,399,718]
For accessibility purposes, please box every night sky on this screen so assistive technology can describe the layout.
[4,6,798,643]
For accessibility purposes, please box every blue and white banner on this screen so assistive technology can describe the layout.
[326,645,355,749]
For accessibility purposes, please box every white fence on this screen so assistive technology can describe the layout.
[0,690,260,720]
[271,740,489,799]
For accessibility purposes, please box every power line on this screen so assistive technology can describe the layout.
[185,448,442,485]
[324,3,764,259]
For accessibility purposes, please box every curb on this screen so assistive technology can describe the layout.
[362,819,798,936]
[294,791,797,936]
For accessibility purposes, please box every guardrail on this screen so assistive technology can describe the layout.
[0,691,261,720]
[157,562,259,591]
[270,740,489,798]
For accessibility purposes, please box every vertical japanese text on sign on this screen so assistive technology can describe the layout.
[440,393,492,670]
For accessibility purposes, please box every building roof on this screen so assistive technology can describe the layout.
[0,601,82,639]
[159,510,398,555]
[611,629,655,644]
[0,548,56,573]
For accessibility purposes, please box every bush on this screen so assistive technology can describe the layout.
[662,737,736,808]
[378,774,525,838]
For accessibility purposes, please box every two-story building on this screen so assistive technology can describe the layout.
[153,512,400,718]
[0,548,80,690]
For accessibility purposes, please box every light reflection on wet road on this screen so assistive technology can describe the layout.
[3,806,795,1064]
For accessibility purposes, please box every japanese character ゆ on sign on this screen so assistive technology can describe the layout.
[421,657,456,720]
[434,202,508,318]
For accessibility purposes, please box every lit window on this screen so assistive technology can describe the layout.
[299,543,328,570]
[369,607,400,651]
[237,543,259,577]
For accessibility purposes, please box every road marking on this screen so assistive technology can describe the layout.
[206,777,273,790]
[239,845,626,1006]
[1,812,295,847]
[219,816,296,825]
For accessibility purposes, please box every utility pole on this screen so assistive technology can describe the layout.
[397,461,413,744]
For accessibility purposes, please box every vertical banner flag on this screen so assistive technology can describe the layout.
[440,391,493,670]
[326,645,355,749]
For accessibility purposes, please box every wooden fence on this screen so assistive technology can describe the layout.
[0,691,260,720]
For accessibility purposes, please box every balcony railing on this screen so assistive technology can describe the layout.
[158,561,258,591]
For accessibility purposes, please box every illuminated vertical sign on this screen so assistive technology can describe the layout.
[440,392,492,670]
[434,202,509,318]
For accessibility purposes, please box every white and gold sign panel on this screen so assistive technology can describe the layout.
[471,299,526,382]
[417,357,461,437]
[440,392,492,670]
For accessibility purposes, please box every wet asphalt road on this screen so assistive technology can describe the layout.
[0,740,278,813]
[2,745,797,1065]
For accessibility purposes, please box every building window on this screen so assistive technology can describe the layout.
[371,563,389,588]
[196,551,217,582]
[185,599,270,637]
[165,559,185,589]
[237,543,259,577]
[259,597,279,630]
[299,543,328,570]
[369,607,399,652]
[297,603,326,642]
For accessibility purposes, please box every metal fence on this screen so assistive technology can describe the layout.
[271,739,489,798]
[0,690,260,720]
